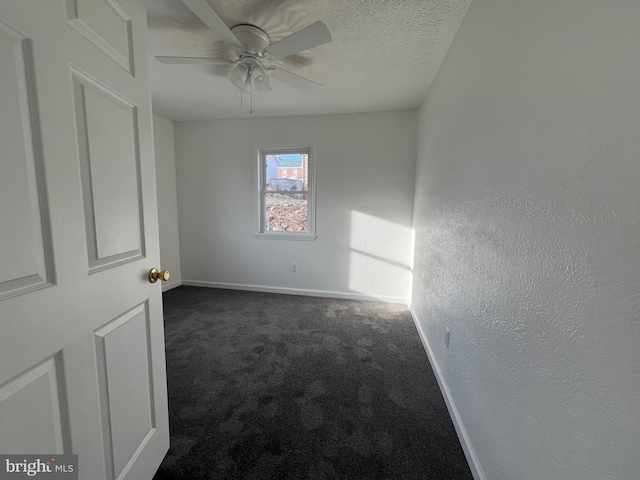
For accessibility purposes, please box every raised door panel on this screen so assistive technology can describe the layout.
[72,68,144,273]
[0,20,53,300]
[94,304,156,480]
[0,357,69,454]
[66,0,133,74]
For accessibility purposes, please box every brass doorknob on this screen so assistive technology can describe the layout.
[149,268,170,283]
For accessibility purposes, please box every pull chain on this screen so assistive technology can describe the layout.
[250,67,254,114]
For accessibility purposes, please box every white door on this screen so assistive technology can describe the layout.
[0,1,169,479]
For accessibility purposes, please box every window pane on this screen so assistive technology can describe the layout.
[265,192,308,232]
[265,153,308,192]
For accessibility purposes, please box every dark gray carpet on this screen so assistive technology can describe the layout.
[153,286,473,480]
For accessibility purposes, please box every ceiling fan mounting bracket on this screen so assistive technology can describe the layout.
[230,24,270,55]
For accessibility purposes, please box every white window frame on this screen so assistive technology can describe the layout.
[254,145,316,241]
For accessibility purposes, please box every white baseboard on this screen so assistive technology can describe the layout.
[409,306,486,480]
[181,279,407,304]
[162,280,182,292]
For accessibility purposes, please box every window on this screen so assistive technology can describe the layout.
[255,147,315,240]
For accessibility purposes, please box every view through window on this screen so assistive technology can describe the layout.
[259,148,313,236]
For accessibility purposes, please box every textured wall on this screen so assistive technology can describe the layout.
[411,0,640,478]
[175,111,417,301]
[153,115,182,290]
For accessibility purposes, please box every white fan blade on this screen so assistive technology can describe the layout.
[156,56,232,65]
[180,0,244,52]
[272,67,322,94]
[267,21,331,60]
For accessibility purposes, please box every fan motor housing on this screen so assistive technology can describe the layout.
[230,24,270,54]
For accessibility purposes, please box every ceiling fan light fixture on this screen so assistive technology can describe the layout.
[251,65,272,92]
[229,63,249,90]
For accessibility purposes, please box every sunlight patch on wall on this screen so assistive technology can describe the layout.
[348,211,412,301]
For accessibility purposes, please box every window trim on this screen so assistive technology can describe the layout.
[253,144,317,241]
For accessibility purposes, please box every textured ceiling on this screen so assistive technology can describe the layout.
[142,0,471,121]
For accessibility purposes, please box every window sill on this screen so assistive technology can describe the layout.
[253,233,317,241]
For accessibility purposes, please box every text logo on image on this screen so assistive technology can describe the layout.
[0,456,77,479]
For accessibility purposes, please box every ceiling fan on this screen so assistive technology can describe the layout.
[156,0,332,111]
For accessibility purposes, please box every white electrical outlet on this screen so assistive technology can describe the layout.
[292,263,298,273]
[444,328,450,348]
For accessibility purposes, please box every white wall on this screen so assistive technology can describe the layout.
[411,0,640,479]
[153,114,182,291]
[175,110,417,302]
